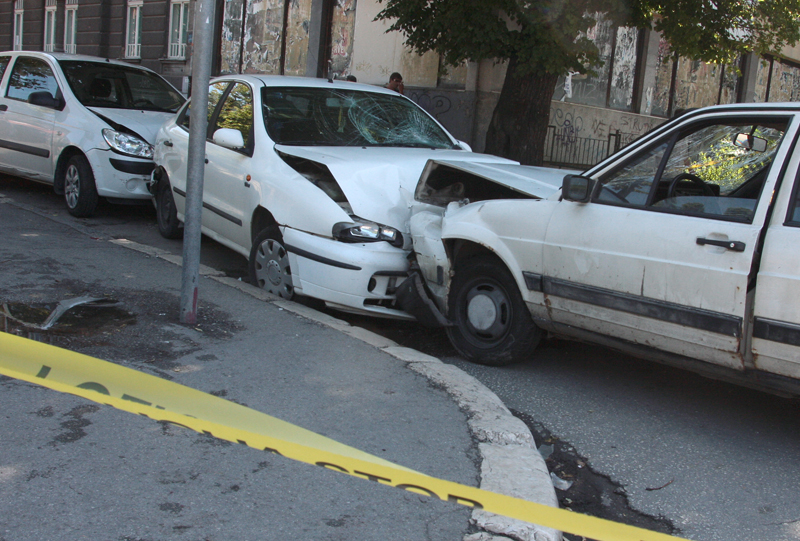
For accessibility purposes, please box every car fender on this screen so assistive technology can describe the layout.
[249,151,355,239]
[440,198,559,308]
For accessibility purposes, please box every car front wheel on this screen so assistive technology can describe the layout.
[63,154,99,217]
[446,257,541,366]
[156,179,182,239]
[249,226,294,300]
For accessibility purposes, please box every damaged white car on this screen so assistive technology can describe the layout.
[152,75,514,318]
[0,52,185,217]
[407,104,800,395]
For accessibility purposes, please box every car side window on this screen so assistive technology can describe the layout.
[594,118,788,223]
[6,57,60,103]
[788,172,800,225]
[0,56,10,83]
[178,81,229,131]
[212,82,253,154]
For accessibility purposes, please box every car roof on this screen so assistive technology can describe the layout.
[0,50,159,73]
[211,73,401,96]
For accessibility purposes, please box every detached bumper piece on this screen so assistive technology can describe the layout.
[396,271,450,328]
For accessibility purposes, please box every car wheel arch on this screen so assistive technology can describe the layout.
[447,239,530,309]
[54,146,85,194]
[251,206,279,245]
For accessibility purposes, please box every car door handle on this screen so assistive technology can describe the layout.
[162,140,173,147]
[204,158,208,164]
[696,237,746,252]
[0,104,7,112]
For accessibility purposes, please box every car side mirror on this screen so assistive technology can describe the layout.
[28,91,61,109]
[733,133,767,152]
[562,174,594,203]
[456,140,472,152]
[212,128,245,150]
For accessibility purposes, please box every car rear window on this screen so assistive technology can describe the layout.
[58,60,185,112]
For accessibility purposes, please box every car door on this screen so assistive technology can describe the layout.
[542,112,797,370]
[163,80,229,218]
[750,151,800,379]
[201,81,255,251]
[0,55,60,181]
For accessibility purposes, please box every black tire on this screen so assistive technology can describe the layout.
[446,257,541,366]
[63,154,99,217]
[156,179,182,239]
[249,226,294,300]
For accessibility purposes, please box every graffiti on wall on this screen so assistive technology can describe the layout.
[554,14,637,112]
[406,89,475,143]
[220,0,245,74]
[284,0,313,76]
[329,0,357,78]
[550,105,658,146]
[240,0,284,74]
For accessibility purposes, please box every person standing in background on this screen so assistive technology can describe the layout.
[387,72,404,94]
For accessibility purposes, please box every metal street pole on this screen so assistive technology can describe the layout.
[180,0,215,325]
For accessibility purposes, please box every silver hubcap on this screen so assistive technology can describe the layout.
[467,293,498,331]
[464,282,510,341]
[64,165,80,209]
[254,238,293,299]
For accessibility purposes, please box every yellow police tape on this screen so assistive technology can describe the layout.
[0,332,688,541]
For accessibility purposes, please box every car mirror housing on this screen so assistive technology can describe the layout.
[562,174,594,203]
[213,128,245,150]
[733,132,768,152]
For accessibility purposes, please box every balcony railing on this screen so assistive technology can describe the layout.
[126,43,141,58]
[169,42,186,59]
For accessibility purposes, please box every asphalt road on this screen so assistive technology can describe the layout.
[3,174,800,541]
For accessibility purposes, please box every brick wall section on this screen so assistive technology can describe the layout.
[140,0,169,72]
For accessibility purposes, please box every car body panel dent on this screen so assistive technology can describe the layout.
[86,107,175,143]
[276,145,516,232]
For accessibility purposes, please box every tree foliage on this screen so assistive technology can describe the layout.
[376,0,800,164]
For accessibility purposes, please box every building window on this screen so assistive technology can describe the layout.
[13,1,24,51]
[168,0,190,59]
[554,14,640,113]
[756,56,800,103]
[44,0,57,53]
[64,0,78,54]
[126,0,143,59]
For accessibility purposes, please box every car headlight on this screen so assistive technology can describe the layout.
[102,128,154,159]
[333,219,404,247]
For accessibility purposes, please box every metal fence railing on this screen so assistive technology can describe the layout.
[543,125,638,170]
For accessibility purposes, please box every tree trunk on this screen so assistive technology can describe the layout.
[484,56,559,166]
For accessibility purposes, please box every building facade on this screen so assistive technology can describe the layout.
[3,0,800,168]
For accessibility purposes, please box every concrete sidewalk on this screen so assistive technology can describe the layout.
[0,197,558,541]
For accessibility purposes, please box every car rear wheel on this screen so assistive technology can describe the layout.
[63,154,99,217]
[249,226,294,300]
[446,257,541,366]
[156,179,182,239]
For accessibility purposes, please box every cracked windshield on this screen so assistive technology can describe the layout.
[262,87,458,148]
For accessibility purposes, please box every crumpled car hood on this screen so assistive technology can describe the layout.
[275,145,517,231]
[87,107,176,143]
[422,160,574,199]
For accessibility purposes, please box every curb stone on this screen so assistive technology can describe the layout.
[68,233,565,541]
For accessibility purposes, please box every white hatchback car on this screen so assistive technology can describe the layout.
[152,75,515,319]
[0,51,185,216]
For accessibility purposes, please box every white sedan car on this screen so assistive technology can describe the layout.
[408,103,800,395]
[152,75,514,318]
[0,51,185,216]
